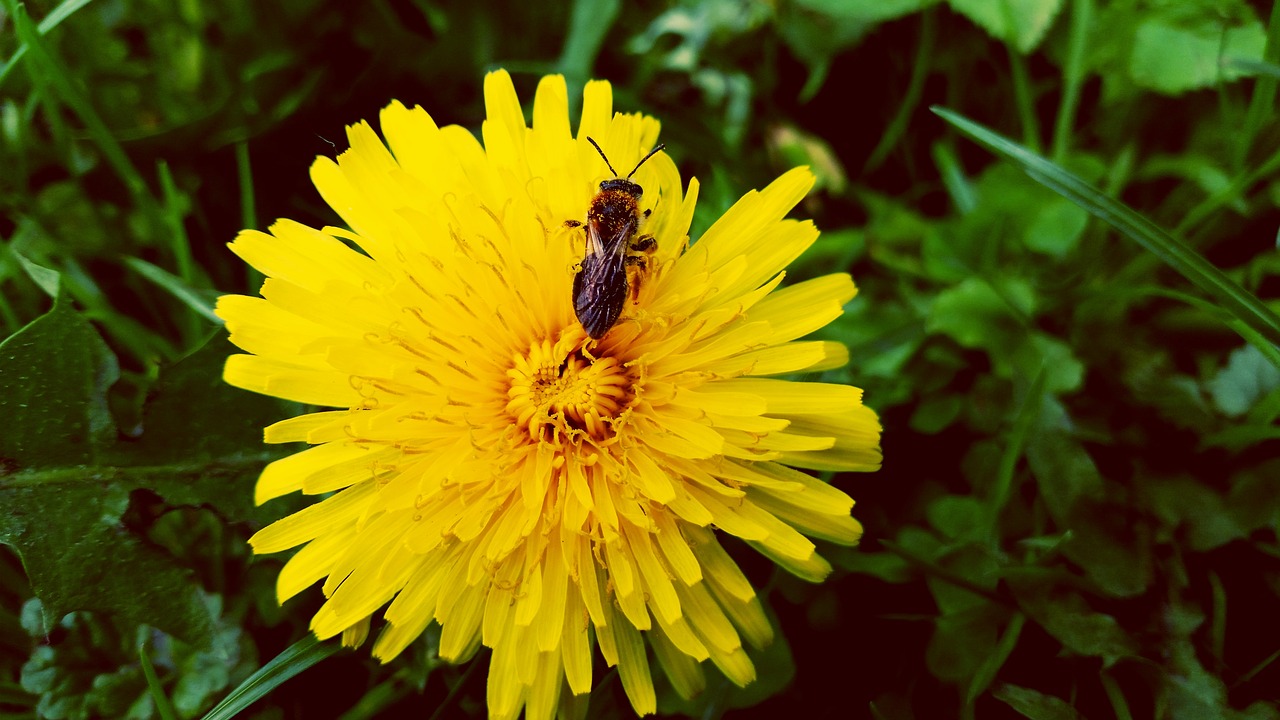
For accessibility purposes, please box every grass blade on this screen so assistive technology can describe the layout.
[201,635,340,720]
[139,639,179,720]
[0,0,95,87]
[5,0,151,204]
[933,105,1280,349]
[123,257,221,324]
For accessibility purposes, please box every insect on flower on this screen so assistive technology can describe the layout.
[565,138,666,339]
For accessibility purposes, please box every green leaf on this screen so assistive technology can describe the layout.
[0,306,283,646]
[1025,196,1088,257]
[1228,460,1280,534]
[0,292,118,467]
[933,106,1280,350]
[926,604,1002,683]
[122,334,296,524]
[831,549,913,582]
[1008,573,1138,663]
[927,495,986,542]
[1059,500,1153,598]
[1208,344,1280,417]
[967,613,1027,704]
[1013,335,1083,396]
[948,0,1066,53]
[1025,429,1104,525]
[927,276,1034,350]
[200,635,340,720]
[139,641,178,720]
[556,0,621,88]
[0,481,216,645]
[14,253,61,298]
[909,393,963,434]
[1140,476,1244,552]
[775,0,925,100]
[4,0,151,205]
[1130,16,1266,94]
[0,0,96,87]
[123,257,221,325]
[994,684,1083,720]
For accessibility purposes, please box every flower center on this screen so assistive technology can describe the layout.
[506,335,636,446]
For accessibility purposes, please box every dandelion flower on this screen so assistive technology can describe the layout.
[217,70,881,719]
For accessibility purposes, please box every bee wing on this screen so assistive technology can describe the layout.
[575,217,636,338]
[584,215,636,259]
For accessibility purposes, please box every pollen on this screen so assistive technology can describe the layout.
[506,333,638,445]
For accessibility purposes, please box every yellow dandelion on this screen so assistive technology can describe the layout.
[217,70,881,719]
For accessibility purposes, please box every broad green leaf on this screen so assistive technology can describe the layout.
[1,479,216,645]
[926,604,1001,683]
[1140,476,1244,552]
[1008,573,1138,663]
[927,276,1035,350]
[775,0,932,100]
[1208,344,1280,417]
[1130,17,1266,94]
[797,0,936,23]
[926,545,1000,615]
[0,292,117,466]
[1025,196,1088,257]
[1025,429,1104,525]
[909,393,963,434]
[1012,335,1083,396]
[926,495,985,541]
[994,684,1083,720]
[0,306,283,646]
[831,548,913,582]
[1060,500,1152,598]
[200,635,340,720]
[15,253,61,298]
[933,106,1280,350]
[948,0,1065,53]
[121,334,298,525]
[1228,460,1280,534]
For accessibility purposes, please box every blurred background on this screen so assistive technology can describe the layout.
[2,0,1279,718]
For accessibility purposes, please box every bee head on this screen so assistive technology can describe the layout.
[587,137,665,197]
[599,178,643,197]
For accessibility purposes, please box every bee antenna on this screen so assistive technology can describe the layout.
[626,144,666,180]
[586,137,619,177]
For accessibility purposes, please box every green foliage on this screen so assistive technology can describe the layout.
[2,0,1280,718]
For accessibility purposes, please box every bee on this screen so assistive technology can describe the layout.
[565,138,666,339]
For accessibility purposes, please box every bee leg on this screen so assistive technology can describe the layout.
[643,208,651,219]
[563,219,583,229]
[624,256,649,303]
[630,234,657,254]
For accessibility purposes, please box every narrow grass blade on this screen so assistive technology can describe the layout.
[557,0,621,91]
[123,257,220,324]
[5,0,151,204]
[864,9,935,173]
[933,106,1280,349]
[966,612,1027,705]
[201,635,340,720]
[0,0,95,87]
[139,639,179,720]
[988,368,1046,543]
